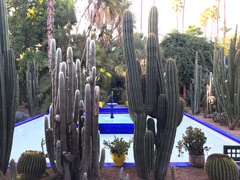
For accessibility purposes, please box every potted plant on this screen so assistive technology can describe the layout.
[176,126,211,167]
[103,136,133,166]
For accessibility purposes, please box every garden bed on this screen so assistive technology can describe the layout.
[4,166,208,180]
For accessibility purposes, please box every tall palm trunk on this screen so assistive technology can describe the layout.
[176,12,178,32]
[223,0,226,42]
[141,0,143,32]
[47,0,54,68]
[216,0,220,38]
[182,0,185,32]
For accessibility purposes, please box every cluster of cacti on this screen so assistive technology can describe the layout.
[44,38,105,180]
[123,6,184,180]
[26,60,39,116]
[0,0,17,175]
[119,167,129,180]
[205,153,239,180]
[17,151,46,179]
[213,28,240,130]
[189,52,202,114]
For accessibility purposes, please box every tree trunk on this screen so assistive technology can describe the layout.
[140,0,143,32]
[183,83,186,97]
[223,0,226,42]
[47,0,54,71]
[216,1,220,38]
[182,0,185,32]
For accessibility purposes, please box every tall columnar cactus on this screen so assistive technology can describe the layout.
[205,153,239,180]
[26,60,39,116]
[123,7,184,180]
[0,0,16,175]
[213,29,240,129]
[45,38,105,180]
[190,52,202,115]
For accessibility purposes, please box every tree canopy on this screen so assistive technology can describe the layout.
[160,32,214,89]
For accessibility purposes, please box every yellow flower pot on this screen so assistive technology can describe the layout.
[99,101,104,108]
[125,101,128,107]
[112,152,126,166]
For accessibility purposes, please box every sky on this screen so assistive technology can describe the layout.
[75,0,240,40]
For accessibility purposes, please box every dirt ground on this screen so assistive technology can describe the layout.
[5,106,240,180]
[3,166,208,180]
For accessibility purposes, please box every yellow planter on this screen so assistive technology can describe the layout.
[99,101,104,108]
[125,101,128,107]
[112,152,126,166]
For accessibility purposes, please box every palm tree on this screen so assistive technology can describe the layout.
[55,0,76,45]
[223,0,226,42]
[141,0,143,32]
[200,9,209,37]
[182,0,185,32]
[208,6,218,41]
[47,0,54,70]
[172,0,183,32]
[216,0,221,38]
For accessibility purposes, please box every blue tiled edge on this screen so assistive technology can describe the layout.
[184,112,240,144]
[99,108,129,114]
[99,123,134,134]
[15,114,45,127]
[44,162,191,168]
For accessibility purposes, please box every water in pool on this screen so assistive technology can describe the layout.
[10,114,239,164]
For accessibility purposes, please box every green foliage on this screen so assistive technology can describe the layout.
[7,0,48,58]
[184,25,203,36]
[176,126,210,156]
[103,136,133,157]
[160,32,214,90]
[112,87,126,104]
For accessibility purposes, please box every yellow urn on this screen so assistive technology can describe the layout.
[112,152,126,166]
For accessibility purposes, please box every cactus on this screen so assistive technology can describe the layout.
[190,52,202,115]
[123,7,184,180]
[170,165,176,180]
[213,28,240,129]
[205,153,239,180]
[10,159,17,180]
[26,60,39,116]
[17,151,46,179]
[119,167,130,180]
[44,38,105,180]
[144,131,154,180]
[0,0,16,175]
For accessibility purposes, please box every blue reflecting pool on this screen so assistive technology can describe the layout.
[10,113,240,166]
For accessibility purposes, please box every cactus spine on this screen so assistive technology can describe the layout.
[213,28,240,129]
[205,153,239,180]
[123,7,183,180]
[0,0,16,175]
[26,60,39,116]
[45,38,105,180]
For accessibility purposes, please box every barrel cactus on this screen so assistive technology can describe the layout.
[205,153,239,180]
[17,151,46,179]
[0,0,16,175]
[44,38,105,180]
[123,7,184,180]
